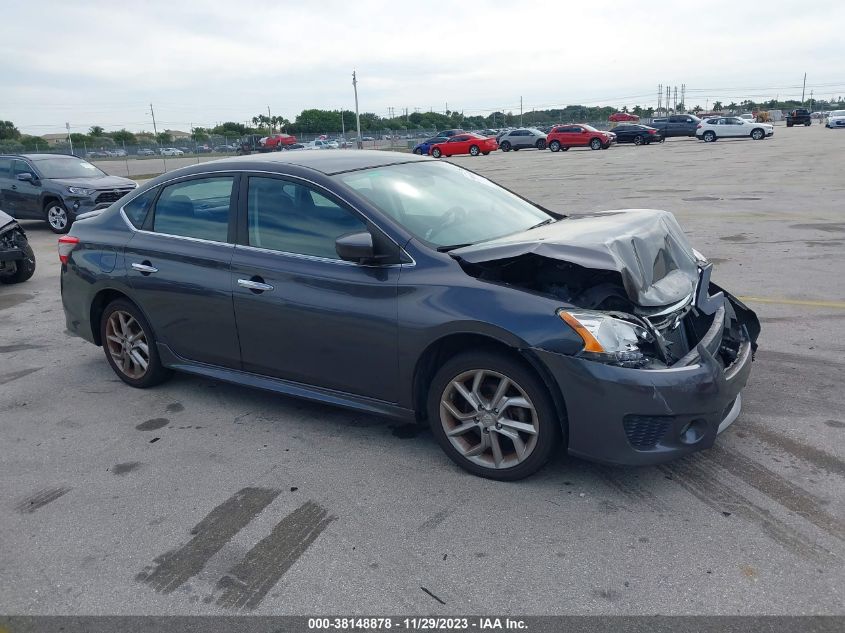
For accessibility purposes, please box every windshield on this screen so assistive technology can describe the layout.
[336,161,551,249]
[830,110,845,117]
[582,124,599,132]
[33,157,105,179]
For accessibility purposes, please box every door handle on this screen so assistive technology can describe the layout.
[10,185,17,190]
[131,262,158,274]
[237,278,274,292]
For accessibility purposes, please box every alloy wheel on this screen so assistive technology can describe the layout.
[47,205,68,231]
[105,310,150,379]
[439,369,539,470]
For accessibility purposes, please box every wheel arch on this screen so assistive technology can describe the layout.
[41,194,63,211]
[411,332,569,438]
[89,287,148,346]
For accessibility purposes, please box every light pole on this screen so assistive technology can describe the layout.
[66,122,73,155]
[353,71,362,149]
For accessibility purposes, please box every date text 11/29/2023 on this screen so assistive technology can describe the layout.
[307,617,527,630]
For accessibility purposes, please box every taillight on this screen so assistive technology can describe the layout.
[58,235,80,264]
[648,129,656,134]
[696,124,702,128]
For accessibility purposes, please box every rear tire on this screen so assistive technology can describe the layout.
[703,131,716,142]
[500,141,511,152]
[805,121,811,127]
[431,147,442,158]
[0,242,35,284]
[535,139,546,150]
[469,145,480,156]
[100,299,172,389]
[427,350,561,481]
[633,135,643,145]
[590,138,602,150]
[549,140,561,152]
[482,151,490,155]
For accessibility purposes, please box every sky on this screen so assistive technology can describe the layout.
[2,0,844,135]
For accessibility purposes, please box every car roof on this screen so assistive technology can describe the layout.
[1,153,77,161]
[160,149,430,176]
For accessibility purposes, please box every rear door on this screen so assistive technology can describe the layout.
[230,175,401,401]
[0,157,13,215]
[124,174,242,369]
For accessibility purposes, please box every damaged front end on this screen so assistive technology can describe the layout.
[452,209,760,465]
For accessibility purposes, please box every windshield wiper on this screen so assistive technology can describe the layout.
[528,218,556,230]
[436,243,474,252]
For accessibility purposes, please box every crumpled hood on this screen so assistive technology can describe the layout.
[52,175,136,189]
[452,209,700,307]
[0,209,16,230]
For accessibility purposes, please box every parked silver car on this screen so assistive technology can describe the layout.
[497,128,547,151]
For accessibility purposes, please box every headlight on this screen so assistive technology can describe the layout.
[67,186,96,196]
[558,309,651,367]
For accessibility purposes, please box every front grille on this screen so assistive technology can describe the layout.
[95,189,133,204]
[623,415,672,449]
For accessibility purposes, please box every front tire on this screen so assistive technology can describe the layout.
[469,144,480,156]
[427,350,561,481]
[702,131,716,142]
[100,299,172,388]
[482,151,490,155]
[44,201,71,234]
[500,141,511,152]
[0,242,35,284]
[751,128,765,140]
[549,140,561,152]
[590,138,602,150]
[413,148,423,155]
[535,139,546,150]
[633,135,643,145]
[431,147,442,158]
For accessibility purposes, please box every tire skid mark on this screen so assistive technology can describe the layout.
[216,500,335,610]
[705,446,845,542]
[418,508,452,532]
[660,459,832,563]
[136,487,280,594]
[742,421,845,478]
[589,464,669,512]
[15,486,71,513]
[0,367,42,386]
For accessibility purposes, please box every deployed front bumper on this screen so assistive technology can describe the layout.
[533,295,756,466]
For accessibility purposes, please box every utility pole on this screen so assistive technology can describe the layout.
[149,102,165,170]
[801,73,807,103]
[66,122,73,155]
[657,84,663,117]
[673,86,678,112]
[352,70,362,149]
[520,96,523,127]
[340,107,345,140]
[267,105,272,132]
[667,86,672,114]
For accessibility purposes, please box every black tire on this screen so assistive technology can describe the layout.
[0,242,36,284]
[431,147,442,158]
[427,350,562,481]
[786,121,793,128]
[561,146,569,151]
[413,148,423,155]
[469,144,480,156]
[500,141,511,152]
[805,121,811,127]
[549,140,561,152]
[513,147,520,151]
[535,139,546,150]
[589,138,602,150]
[44,200,71,234]
[702,131,716,143]
[751,128,765,140]
[633,135,643,145]
[100,299,172,389]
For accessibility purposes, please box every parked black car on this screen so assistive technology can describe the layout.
[648,114,701,137]
[60,151,759,480]
[610,123,663,145]
[0,209,36,284]
[786,108,812,127]
[0,154,137,233]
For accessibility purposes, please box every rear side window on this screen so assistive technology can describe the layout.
[0,158,11,176]
[123,188,158,228]
[247,177,366,259]
[152,176,234,242]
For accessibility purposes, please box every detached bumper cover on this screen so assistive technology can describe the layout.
[533,294,756,466]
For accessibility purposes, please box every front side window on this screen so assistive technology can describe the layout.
[12,160,33,177]
[247,177,366,259]
[337,161,550,250]
[153,176,233,242]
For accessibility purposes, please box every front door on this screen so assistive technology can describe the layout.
[125,174,241,368]
[231,175,400,402]
[4,159,42,218]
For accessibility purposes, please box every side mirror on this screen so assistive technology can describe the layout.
[336,231,375,263]
[16,172,35,182]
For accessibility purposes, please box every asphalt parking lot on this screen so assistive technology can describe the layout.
[1,124,843,616]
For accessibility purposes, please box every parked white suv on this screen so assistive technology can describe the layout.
[159,147,184,156]
[696,117,773,142]
[497,128,547,151]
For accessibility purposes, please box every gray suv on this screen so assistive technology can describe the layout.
[0,154,137,233]
[497,128,547,151]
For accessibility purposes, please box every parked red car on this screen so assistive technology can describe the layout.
[430,133,498,158]
[546,125,615,151]
[263,134,298,150]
